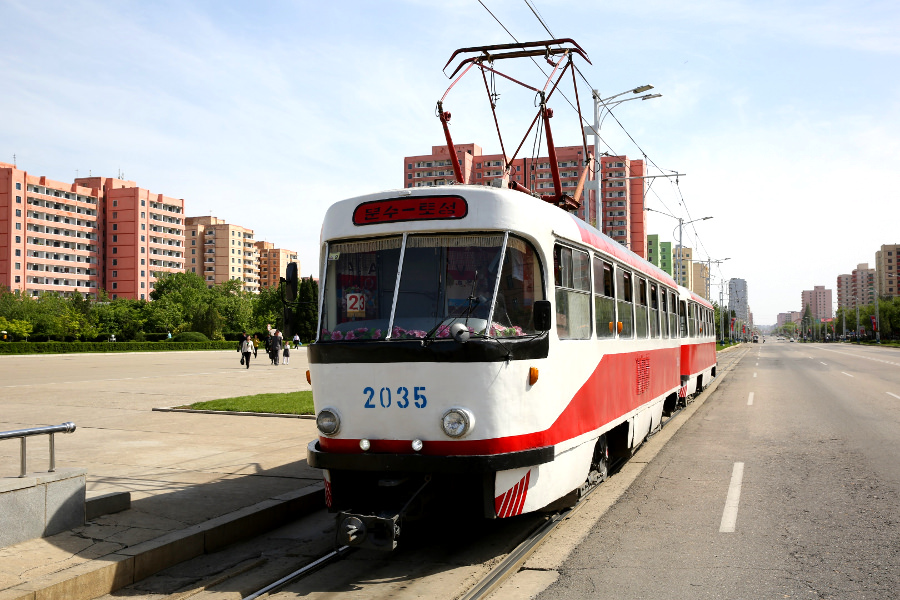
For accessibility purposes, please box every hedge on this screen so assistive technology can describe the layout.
[0,341,237,354]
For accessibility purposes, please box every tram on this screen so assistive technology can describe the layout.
[302,39,716,549]
[305,185,716,549]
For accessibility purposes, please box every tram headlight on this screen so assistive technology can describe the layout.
[316,408,341,436]
[441,408,474,438]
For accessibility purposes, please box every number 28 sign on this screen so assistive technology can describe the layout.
[346,292,366,317]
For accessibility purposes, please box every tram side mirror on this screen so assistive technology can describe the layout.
[533,300,552,332]
[284,262,299,302]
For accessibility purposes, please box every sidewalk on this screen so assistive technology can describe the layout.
[0,350,323,600]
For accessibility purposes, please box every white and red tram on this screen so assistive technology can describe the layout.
[306,184,717,549]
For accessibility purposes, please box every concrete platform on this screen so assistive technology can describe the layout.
[0,349,323,600]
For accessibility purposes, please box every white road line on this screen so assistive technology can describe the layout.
[888,392,900,400]
[753,372,757,378]
[720,462,745,533]
[747,392,754,406]
[842,372,854,378]
[820,362,827,366]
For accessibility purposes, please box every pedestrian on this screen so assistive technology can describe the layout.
[252,334,259,358]
[282,344,290,365]
[270,330,283,365]
[240,336,254,369]
[292,333,300,349]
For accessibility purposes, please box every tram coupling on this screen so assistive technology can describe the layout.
[336,511,401,550]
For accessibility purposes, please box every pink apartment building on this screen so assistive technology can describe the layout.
[0,162,185,300]
[800,285,833,322]
[255,241,299,289]
[403,145,646,257]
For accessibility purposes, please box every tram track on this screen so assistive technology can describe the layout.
[226,347,748,600]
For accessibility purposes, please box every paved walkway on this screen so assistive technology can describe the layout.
[0,349,322,599]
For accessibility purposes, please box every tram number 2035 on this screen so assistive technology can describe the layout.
[363,386,427,409]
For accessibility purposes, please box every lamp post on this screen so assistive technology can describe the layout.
[645,208,713,290]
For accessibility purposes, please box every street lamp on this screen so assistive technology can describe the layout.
[598,94,662,129]
[644,208,713,288]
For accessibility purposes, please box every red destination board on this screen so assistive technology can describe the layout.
[353,196,468,225]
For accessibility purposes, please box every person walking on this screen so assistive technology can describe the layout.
[270,330,283,365]
[282,344,290,365]
[240,336,254,369]
[252,334,259,358]
[292,333,300,349]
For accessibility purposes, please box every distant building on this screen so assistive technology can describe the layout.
[776,311,802,328]
[1,161,185,300]
[403,144,646,257]
[185,216,259,292]
[692,261,710,300]
[800,286,833,322]
[849,263,876,307]
[646,234,673,276]
[836,273,853,309]
[255,241,299,289]
[875,243,899,298]
[675,247,693,290]
[728,278,749,324]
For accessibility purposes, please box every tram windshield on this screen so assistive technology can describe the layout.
[320,233,544,341]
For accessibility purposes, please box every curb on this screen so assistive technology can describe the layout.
[0,484,325,600]
[152,407,315,419]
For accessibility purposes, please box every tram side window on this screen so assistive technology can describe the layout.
[679,300,688,338]
[320,237,401,340]
[649,282,660,339]
[660,287,669,338]
[668,291,678,337]
[616,268,634,338]
[688,302,697,337]
[554,245,591,339]
[635,277,649,339]
[593,256,616,338]
[491,236,545,337]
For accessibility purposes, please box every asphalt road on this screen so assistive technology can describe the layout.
[536,342,900,599]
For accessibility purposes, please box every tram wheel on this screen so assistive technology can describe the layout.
[591,434,609,483]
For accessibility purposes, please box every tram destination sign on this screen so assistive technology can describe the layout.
[353,195,468,225]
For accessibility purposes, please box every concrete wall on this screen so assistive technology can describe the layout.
[0,468,86,548]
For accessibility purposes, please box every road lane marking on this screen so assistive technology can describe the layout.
[820,362,827,365]
[818,347,900,367]
[888,392,900,400]
[747,392,754,406]
[720,462,745,533]
[841,372,854,378]
[753,372,757,378]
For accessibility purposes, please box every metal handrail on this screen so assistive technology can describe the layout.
[0,422,76,478]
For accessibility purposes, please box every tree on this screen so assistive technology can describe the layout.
[294,276,319,341]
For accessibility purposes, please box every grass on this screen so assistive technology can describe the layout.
[180,391,315,415]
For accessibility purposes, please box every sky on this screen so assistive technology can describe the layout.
[2,0,898,324]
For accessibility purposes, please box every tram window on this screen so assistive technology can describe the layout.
[688,302,697,337]
[669,292,678,337]
[491,236,545,337]
[394,234,505,338]
[554,244,591,339]
[616,268,634,338]
[635,277,649,339]
[320,237,401,340]
[649,282,660,339]
[679,300,688,338]
[593,256,615,338]
[659,287,668,338]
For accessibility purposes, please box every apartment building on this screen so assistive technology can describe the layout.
[256,241,299,289]
[403,145,646,257]
[776,311,802,328]
[875,243,899,298]
[728,278,750,324]
[800,285,833,322]
[1,163,103,297]
[692,261,710,300]
[851,263,876,307]
[185,216,259,292]
[836,273,853,309]
[646,234,673,276]
[674,247,694,290]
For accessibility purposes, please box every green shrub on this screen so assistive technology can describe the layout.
[0,341,235,354]
[170,331,209,342]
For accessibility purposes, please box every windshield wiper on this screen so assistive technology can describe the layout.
[422,272,480,346]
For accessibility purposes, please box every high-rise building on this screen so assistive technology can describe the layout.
[184,216,259,292]
[646,234,673,276]
[403,145,647,258]
[849,263,876,307]
[800,286,833,322]
[728,278,749,324]
[1,162,185,300]
[256,241,299,289]
[675,247,694,290]
[776,311,802,328]
[692,261,710,300]
[836,273,853,309]
[1,163,103,298]
[875,243,899,298]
